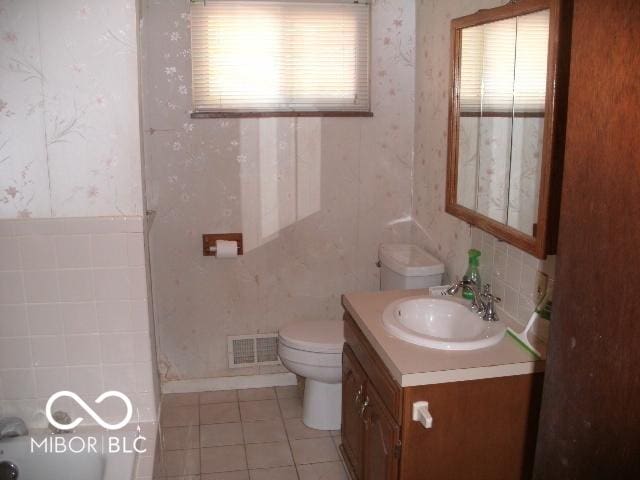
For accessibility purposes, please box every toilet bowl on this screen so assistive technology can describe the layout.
[278,320,344,430]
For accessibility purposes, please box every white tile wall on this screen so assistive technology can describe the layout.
[0,216,158,430]
[471,227,556,327]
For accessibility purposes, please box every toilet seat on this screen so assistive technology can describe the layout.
[278,320,344,354]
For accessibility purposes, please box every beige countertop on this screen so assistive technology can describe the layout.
[342,289,545,388]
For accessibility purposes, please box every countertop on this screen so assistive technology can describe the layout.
[342,289,545,387]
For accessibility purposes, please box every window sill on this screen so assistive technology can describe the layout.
[191,111,374,119]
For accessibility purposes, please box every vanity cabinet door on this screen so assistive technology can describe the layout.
[342,345,367,480]
[363,384,400,480]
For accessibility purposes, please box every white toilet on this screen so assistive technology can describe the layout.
[278,320,344,430]
[278,244,443,431]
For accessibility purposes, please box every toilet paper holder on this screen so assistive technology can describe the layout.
[202,233,243,257]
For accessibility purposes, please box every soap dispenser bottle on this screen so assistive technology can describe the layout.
[462,249,481,300]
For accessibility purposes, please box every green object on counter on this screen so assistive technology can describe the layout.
[462,249,481,300]
[535,278,554,320]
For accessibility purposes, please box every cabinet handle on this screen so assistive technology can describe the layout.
[359,396,370,418]
[354,385,363,406]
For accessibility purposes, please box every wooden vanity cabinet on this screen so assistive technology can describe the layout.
[342,345,368,479]
[362,381,401,480]
[343,345,401,480]
[341,312,543,480]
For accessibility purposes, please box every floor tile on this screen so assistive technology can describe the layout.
[245,442,294,469]
[242,418,287,444]
[238,387,276,402]
[275,385,300,400]
[161,448,200,476]
[161,404,199,427]
[297,461,348,480]
[201,445,247,473]
[284,418,330,440]
[249,466,298,480]
[201,402,241,424]
[331,436,342,451]
[163,392,200,407]
[159,390,348,480]
[200,390,239,404]
[202,471,250,480]
[330,430,341,438]
[291,438,339,465]
[162,425,200,450]
[277,397,302,419]
[240,399,281,422]
[200,422,244,447]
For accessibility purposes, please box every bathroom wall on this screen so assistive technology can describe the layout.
[0,1,159,462]
[141,0,416,383]
[412,0,556,327]
[0,0,143,219]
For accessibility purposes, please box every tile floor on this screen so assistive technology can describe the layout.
[154,386,348,480]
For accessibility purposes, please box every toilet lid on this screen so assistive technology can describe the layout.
[279,321,344,354]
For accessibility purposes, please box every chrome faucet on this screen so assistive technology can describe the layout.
[0,417,28,440]
[446,279,501,321]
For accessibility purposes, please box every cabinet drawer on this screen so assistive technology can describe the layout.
[344,312,402,422]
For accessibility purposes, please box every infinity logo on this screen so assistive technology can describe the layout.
[45,391,133,431]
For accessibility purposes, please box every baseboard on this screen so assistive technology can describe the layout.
[161,372,297,394]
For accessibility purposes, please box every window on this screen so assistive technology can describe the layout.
[459,10,549,114]
[190,0,371,116]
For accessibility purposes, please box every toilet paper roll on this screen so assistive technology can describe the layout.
[215,239,238,258]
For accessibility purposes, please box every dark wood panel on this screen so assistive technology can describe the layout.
[362,383,401,480]
[400,374,543,480]
[533,0,640,478]
[342,345,368,480]
[343,313,403,422]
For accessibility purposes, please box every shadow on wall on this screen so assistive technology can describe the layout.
[238,117,322,252]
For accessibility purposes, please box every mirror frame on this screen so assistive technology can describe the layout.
[445,0,572,258]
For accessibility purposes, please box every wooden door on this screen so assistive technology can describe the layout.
[342,345,367,480]
[362,384,400,480]
[533,0,640,478]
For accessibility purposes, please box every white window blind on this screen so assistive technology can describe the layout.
[459,9,550,113]
[190,0,370,114]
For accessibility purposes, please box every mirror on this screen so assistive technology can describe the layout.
[446,0,570,258]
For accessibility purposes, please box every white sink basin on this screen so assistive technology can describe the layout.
[382,296,506,351]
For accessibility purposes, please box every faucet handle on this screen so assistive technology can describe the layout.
[445,277,462,296]
[481,284,501,321]
[481,284,501,302]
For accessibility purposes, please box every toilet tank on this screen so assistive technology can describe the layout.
[379,243,445,291]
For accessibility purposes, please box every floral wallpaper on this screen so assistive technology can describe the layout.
[412,0,505,281]
[0,0,143,218]
[141,0,416,382]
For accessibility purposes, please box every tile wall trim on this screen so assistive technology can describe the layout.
[0,216,143,236]
[161,373,297,394]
